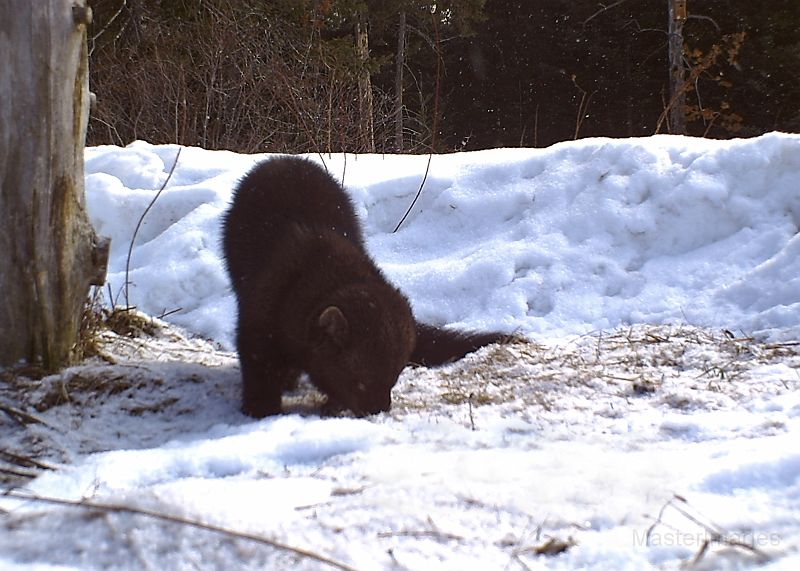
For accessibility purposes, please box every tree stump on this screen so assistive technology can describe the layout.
[0,0,109,371]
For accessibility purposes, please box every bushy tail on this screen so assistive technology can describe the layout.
[409,322,516,367]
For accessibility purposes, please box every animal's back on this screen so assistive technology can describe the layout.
[222,156,364,289]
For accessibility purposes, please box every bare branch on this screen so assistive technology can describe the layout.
[689,14,721,32]
[583,0,633,26]
[3,489,362,571]
[124,147,183,308]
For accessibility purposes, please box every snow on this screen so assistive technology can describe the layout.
[2,133,800,570]
[81,134,800,346]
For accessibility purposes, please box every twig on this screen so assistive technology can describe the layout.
[106,282,115,311]
[393,153,432,233]
[377,529,464,541]
[88,0,127,57]
[157,308,182,320]
[655,83,689,134]
[764,341,800,349]
[688,14,721,32]
[338,151,347,187]
[468,393,476,431]
[0,451,56,472]
[582,0,633,25]
[378,515,464,542]
[3,489,362,571]
[645,494,769,564]
[393,8,442,233]
[571,75,595,140]
[0,402,51,427]
[509,553,534,571]
[124,147,183,308]
[0,467,39,480]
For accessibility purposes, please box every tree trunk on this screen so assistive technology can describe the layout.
[667,0,687,134]
[0,0,109,371]
[356,14,375,153]
[394,10,406,153]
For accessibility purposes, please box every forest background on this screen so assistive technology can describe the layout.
[87,0,800,154]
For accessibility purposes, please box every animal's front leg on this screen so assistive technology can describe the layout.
[237,334,296,417]
[240,365,285,417]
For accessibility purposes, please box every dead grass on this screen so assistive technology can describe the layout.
[393,324,799,416]
[3,320,798,486]
[76,288,165,363]
[33,370,148,413]
[8,320,800,423]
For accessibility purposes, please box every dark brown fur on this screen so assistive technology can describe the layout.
[222,156,509,417]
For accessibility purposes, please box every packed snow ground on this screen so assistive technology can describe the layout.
[2,133,800,570]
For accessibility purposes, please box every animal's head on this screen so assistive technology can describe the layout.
[306,284,416,416]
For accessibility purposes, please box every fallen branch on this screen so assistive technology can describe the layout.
[3,489,362,571]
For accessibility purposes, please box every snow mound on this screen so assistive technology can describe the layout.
[82,134,800,347]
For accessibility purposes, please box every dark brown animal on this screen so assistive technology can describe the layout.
[222,156,509,417]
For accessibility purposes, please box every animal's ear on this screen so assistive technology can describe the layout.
[318,306,349,346]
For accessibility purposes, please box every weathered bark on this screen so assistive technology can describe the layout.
[667,0,687,134]
[356,14,375,153]
[0,0,109,371]
[394,10,406,153]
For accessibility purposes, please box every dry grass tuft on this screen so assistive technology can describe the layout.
[75,287,164,363]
